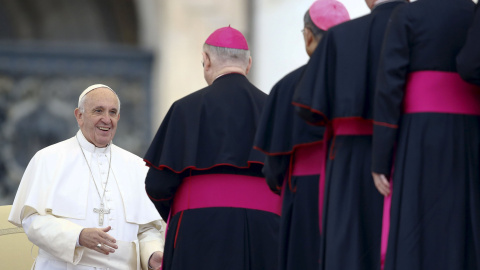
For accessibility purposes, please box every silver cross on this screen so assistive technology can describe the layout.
[93,203,110,226]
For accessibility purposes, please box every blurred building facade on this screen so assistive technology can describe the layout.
[0,0,254,205]
[0,0,370,205]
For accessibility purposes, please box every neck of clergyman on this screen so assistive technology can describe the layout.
[213,66,246,81]
[76,130,111,154]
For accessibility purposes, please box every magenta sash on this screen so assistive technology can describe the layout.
[290,142,325,233]
[403,71,480,115]
[377,71,480,269]
[331,117,374,136]
[328,117,373,160]
[329,118,392,268]
[291,142,324,176]
[313,118,374,233]
[171,174,282,216]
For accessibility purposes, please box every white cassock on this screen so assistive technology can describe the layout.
[8,130,165,270]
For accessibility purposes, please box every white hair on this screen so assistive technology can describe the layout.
[203,44,251,68]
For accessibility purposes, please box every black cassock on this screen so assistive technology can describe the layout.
[372,0,480,269]
[293,1,406,270]
[254,65,324,270]
[144,73,280,270]
[457,3,480,86]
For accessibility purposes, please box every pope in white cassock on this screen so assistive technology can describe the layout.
[8,84,165,270]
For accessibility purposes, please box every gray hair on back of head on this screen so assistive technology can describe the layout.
[304,10,326,41]
[203,44,251,68]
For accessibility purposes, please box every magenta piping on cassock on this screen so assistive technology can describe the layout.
[329,118,392,269]
[303,118,374,234]
[381,186,392,270]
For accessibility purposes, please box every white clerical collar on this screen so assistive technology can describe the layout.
[76,130,111,154]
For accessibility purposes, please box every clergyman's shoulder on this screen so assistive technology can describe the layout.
[34,136,76,158]
[173,85,211,106]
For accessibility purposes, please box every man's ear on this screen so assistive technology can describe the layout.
[305,28,314,48]
[74,108,81,120]
[246,56,252,75]
[74,108,83,127]
[202,52,211,70]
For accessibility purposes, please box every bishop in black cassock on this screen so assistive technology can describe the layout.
[254,1,349,269]
[293,0,407,269]
[144,27,281,270]
[372,0,480,269]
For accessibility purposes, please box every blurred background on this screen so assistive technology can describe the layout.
[0,0,371,204]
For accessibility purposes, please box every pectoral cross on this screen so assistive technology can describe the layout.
[93,203,110,226]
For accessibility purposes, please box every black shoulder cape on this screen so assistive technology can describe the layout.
[144,73,267,173]
[293,1,407,124]
[254,65,324,156]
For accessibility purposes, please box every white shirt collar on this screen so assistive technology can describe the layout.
[76,130,111,154]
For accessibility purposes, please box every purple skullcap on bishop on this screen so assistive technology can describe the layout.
[309,0,350,31]
[205,26,249,50]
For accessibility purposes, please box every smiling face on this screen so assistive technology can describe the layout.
[74,87,120,147]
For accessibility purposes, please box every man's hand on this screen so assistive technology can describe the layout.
[79,226,118,255]
[372,172,390,196]
[149,251,163,270]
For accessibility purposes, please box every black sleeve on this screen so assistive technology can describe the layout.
[457,4,480,86]
[145,167,181,220]
[262,154,290,195]
[372,6,410,175]
[294,106,326,125]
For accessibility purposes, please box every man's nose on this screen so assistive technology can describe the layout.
[100,112,113,123]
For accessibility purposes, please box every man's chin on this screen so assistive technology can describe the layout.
[94,136,112,147]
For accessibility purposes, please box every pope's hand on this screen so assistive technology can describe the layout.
[149,251,163,270]
[79,226,118,255]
